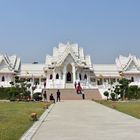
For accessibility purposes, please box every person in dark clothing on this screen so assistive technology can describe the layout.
[44,81,46,88]
[82,91,85,100]
[56,89,61,102]
[49,94,55,103]
[74,81,77,89]
[43,91,47,102]
[76,82,82,94]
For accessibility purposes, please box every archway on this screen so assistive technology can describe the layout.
[66,72,72,82]
[66,64,73,83]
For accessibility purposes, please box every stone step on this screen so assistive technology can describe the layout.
[43,89,102,100]
[65,83,74,89]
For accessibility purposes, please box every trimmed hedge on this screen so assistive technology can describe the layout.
[0,87,20,100]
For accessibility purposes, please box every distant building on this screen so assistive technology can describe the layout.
[0,42,140,90]
[0,54,21,87]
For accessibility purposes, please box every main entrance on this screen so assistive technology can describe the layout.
[66,72,72,82]
[66,64,73,83]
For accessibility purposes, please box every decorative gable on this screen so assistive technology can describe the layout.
[125,60,140,72]
[44,42,93,71]
[0,59,7,69]
[63,53,77,66]
[116,54,140,73]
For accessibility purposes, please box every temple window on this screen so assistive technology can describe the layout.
[97,78,103,85]
[117,79,120,82]
[56,73,59,79]
[131,77,134,82]
[2,76,5,82]
[50,74,53,80]
[84,74,87,80]
[79,73,82,80]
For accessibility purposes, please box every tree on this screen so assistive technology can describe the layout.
[127,85,138,100]
[119,78,129,100]
[110,93,116,101]
[114,85,121,100]
[104,91,109,100]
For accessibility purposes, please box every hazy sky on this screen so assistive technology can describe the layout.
[0,0,140,64]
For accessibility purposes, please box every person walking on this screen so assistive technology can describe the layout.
[74,81,77,89]
[56,89,61,102]
[82,90,85,100]
[43,91,47,102]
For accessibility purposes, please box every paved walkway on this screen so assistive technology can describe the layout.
[32,100,140,140]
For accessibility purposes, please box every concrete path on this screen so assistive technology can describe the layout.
[32,100,140,140]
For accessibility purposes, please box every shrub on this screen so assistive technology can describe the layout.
[0,87,21,100]
[104,91,109,100]
[110,93,116,101]
[33,92,42,101]
[127,86,138,100]
[0,87,11,99]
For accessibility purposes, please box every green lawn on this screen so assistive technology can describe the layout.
[0,101,49,140]
[98,100,140,119]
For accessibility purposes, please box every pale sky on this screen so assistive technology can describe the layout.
[0,0,140,64]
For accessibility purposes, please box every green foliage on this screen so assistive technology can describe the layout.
[15,76,20,83]
[137,88,140,99]
[114,78,140,100]
[119,78,129,100]
[33,92,42,101]
[0,78,31,101]
[127,85,138,100]
[110,93,116,101]
[0,102,46,140]
[98,100,140,119]
[0,88,11,99]
[104,91,109,100]
[114,78,130,100]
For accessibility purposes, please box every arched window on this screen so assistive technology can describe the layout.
[131,77,134,82]
[56,73,59,79]
[2,76,5,82]
[67,72,72,82]
[84,74,87,80]
[79,73,82,80]
[50,74,53,80]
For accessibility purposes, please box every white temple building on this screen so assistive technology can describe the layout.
[0,54,21,87]
[1,42,140,91]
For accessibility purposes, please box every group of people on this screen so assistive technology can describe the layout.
[43,89,61,103]
[74,81,85,100]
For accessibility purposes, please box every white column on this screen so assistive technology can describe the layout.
[73,65,76,84]
[63,66,66,87]
[53,70,56,88]
[39,77,41,86]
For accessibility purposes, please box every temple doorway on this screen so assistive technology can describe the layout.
[66,64,73,83]
[66,72,72,82]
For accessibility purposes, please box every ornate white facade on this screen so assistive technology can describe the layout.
[0,54,21,87]
[1,43,140,90]
[44,42,94,89]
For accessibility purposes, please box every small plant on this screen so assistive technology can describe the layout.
[43,103,49,109]
[110,93,116,101]
[104,91,109,100]
[30,112,38,121]
[112,102,117,109]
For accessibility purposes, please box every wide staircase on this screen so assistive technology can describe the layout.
[43,88,102,100]
[65,83,74,89]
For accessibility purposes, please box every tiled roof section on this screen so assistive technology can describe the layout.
[93,64,120,77]
[20,64,45,77]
